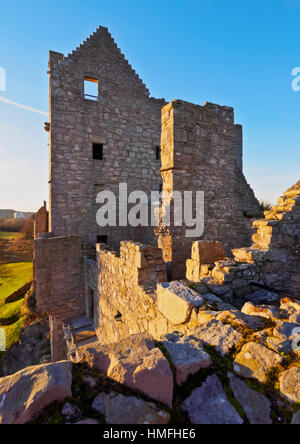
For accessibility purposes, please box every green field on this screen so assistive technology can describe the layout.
[0,232,21,240]
[0,261,33,351]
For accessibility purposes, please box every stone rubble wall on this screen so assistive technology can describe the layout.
[34,235,85,361]
[157,100,260,279]
[185,182,300,300]
[96,241,172,345]
[49,26,165,249]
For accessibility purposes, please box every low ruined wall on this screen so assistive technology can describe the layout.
[185,183,300,300]
[97,241,174,344]
[35,235,85,360]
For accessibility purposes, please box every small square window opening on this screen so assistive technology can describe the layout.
[84,77,99,101]
[93,143,103,160]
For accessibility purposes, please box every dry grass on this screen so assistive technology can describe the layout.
[0,232,33,265]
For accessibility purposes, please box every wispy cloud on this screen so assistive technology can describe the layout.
[0,96,48,116]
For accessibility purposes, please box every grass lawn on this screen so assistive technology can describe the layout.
[0,262,33,354]
[0,262,33,305]
[0,232,21,240]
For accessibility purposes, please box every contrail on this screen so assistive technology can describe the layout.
[0,96,48,116]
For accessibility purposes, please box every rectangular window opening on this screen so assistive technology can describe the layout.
[93,143,103,160]
[156,146,161,160]
[84,77,99,101]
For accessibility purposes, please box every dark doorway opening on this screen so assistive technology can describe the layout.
[88,287,95,320]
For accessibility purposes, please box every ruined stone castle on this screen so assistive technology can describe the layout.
[33,26,300,363]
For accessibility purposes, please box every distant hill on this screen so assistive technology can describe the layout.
[0,209,34,220]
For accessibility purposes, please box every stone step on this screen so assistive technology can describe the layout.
[232,248,268,264]
[284,189,300,199]
[252,219,279,229]
[252,232,272,250]
[271,203,295,213]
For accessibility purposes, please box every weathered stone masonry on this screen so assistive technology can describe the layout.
[157,100,259,279]
[35,235,85,361]
[35,26,263,360]
[48,26,165,249]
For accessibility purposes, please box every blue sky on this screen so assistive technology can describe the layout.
[0,0,299,211]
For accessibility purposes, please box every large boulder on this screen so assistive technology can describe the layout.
[228,373,272,424]
[162,333,212,385]
[233,342,283,383]
[292,411,300,424]
[92,392,170,424]
[216,310,267,331]
[245,289,278,305]
[241,302,281,320]
[190,320,242,356]
[0,361,73,424]
[156,281,204,325]
[80,333,173,408]
[182,374,243,424]
[279,367,300,404]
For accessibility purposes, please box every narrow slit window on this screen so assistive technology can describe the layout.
[93,143,103,160]
[84,77,98,101]
[156,146,161,160]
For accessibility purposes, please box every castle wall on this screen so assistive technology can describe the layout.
[185,183,300,301]
[35,26,266,360]
[96,241,171,345]
[34,235,85,360]
[49,27,165,249]
[157,100,260,279]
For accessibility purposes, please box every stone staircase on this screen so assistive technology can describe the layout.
[63,317,98,362]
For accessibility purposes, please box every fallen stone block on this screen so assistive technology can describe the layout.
[232,248,267,264]
[0,361,73,424]
[190,319,242,356]
[80,333,173,408]
[279,367,300,404]
[216,310,267,331]
[241,302,281,320]
[289,312,300,324]
[182,374,243,424]
[157,281,204,325]
[245,289,279,305]
[228,373,272,424]
[162,333,212,385]
[92,392,170,424]
[191,241,225,264]
[291,411,300,424]
[233,342,283,383]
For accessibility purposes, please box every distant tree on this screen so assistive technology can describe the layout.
[21,218,34,240]
[0,218,24,232]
